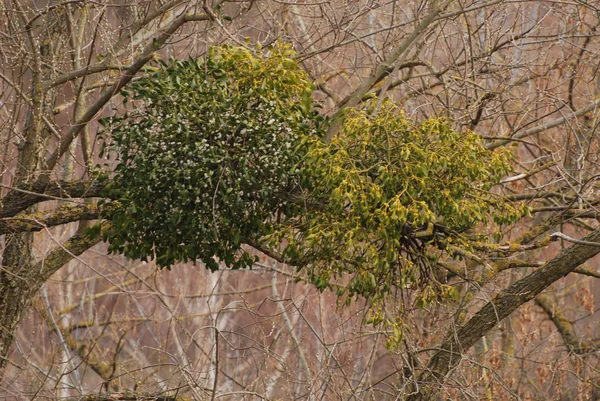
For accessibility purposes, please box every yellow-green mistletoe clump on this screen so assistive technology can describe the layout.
[282,101,525,303]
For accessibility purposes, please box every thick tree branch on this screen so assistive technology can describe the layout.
[0,179,108,218]
[36,222,107,283]
[44,64,125,91]
[0,203,107,235]
[408,228,600,400]
[73,393,186,401]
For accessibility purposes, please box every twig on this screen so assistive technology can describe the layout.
[550,232,600,247]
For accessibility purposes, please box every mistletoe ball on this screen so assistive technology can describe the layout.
[102,44,322,269]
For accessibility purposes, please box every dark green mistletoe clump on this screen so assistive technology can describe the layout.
[101,44,323,269]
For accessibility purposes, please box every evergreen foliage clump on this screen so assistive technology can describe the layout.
[101,44,524,314]
[281,101,526,306]
[101,44,322,269]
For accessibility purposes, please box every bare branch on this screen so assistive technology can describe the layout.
[487,98,600,150]
[535,294,600,354]
[324,0,454,141]
[43,11,209,172]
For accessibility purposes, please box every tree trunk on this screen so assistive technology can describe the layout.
[0,3,61,374]
[0,238,35,369]
[0,229,102,374]
[0,3,201,380]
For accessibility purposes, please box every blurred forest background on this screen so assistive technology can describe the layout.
[2,0,600,400]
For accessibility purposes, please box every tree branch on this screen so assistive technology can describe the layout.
[36,222,107,283]
[408,228,600,400]
[487,98,600,150]
[0,203,108,235]
[43,1,186,90]
[324,0,454,141]
[535,294,600,354]
[0,179,108,218]
[71,393,186,401]
[43,11,209,172]
[573,265,600,279]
